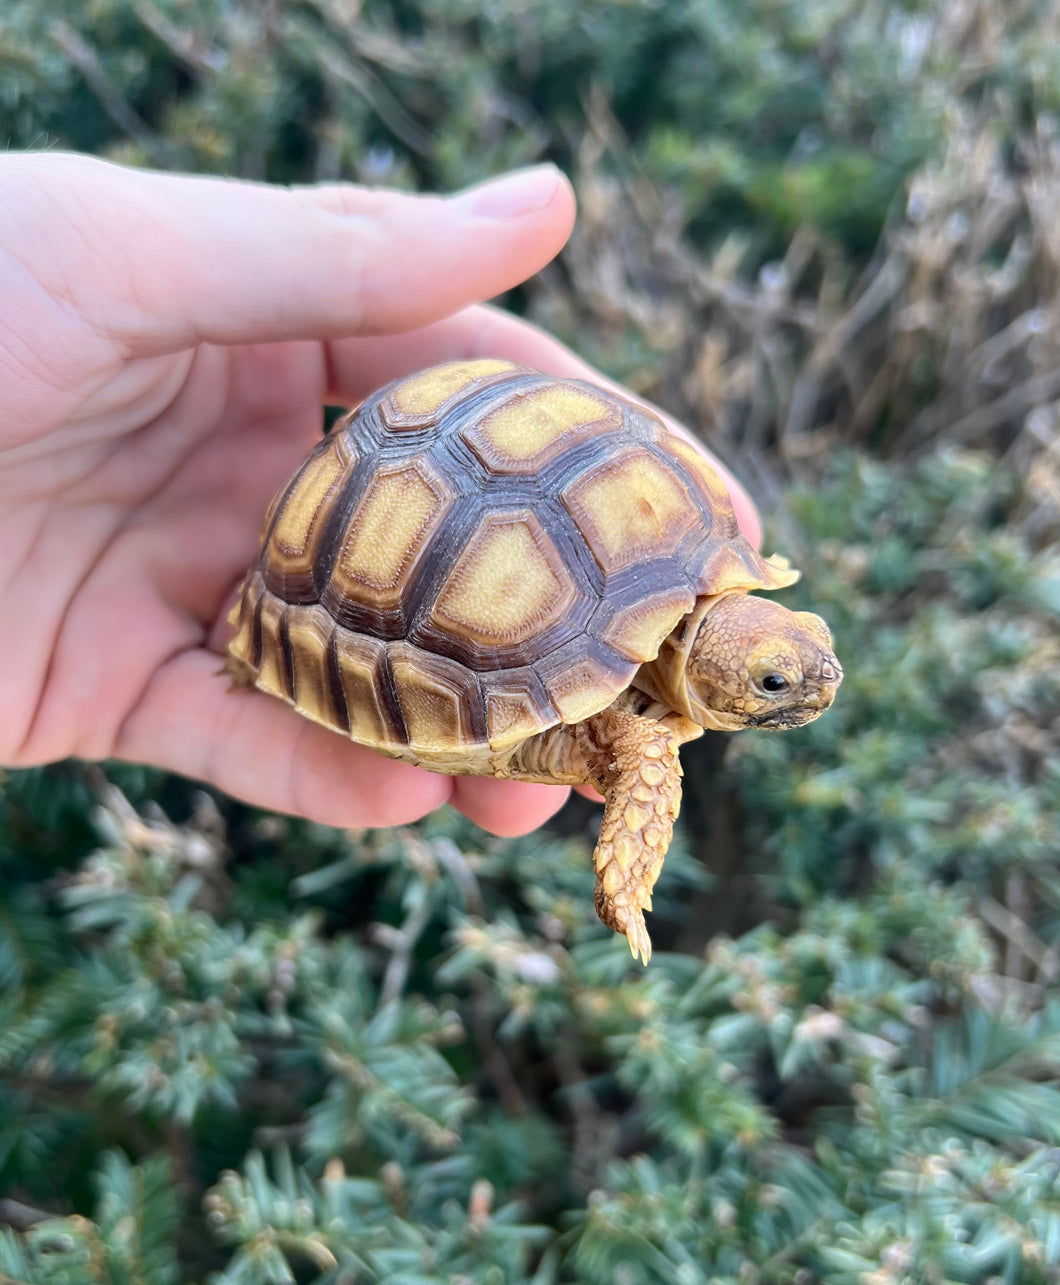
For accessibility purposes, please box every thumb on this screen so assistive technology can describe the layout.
[1,152,575,355]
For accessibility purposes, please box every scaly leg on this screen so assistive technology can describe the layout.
[501,707,684,964]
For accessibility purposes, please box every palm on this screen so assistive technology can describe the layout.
[3,340,322,758]
[3,332,563,831]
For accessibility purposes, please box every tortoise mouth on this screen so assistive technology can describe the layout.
[746,701,832,730]
[745,656,843,730]
[745,709,817,729]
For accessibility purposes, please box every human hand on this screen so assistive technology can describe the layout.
[0,151,759,836]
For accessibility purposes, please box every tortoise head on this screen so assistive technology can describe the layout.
[642,593,842,732]
[681,594,842,730]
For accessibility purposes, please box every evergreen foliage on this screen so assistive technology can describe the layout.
[2,1,1060,1281]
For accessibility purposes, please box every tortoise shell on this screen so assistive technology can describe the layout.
[226,359,795,772]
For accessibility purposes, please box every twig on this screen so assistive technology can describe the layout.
[0,1198,53,1231]
[132,0,220,76]
[286,13,433,156]
[978,895,1059,984]
[908,366,1060,448]
[678,244,820,333]
[431,837,484,916]
[758,1219,826,1278]
[376,894,434,1008]
[814,251,908,368]
[50,21,179,164]
[552,1040,609,1190]
[307,0,434,76]
[469,980,527,1115]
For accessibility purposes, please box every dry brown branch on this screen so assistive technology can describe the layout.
[50,20,179,164]
[978,895,1059,988]
[132,0,221,77]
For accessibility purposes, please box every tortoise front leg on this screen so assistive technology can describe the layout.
[502,708,684,964]
[582,710,683,963]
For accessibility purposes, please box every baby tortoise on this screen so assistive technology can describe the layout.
[225,359,842,962]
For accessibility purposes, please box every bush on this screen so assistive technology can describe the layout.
[2,1,1059,1280]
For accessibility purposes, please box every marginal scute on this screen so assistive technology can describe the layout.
[600,587,695,663]
[329,459,452,613]
[561,447,696,576]
[380,358,520,430]
[480,670,556,750]
[691,542,799,598]
[758,552,801,591]
[255,593,290,701]
[661,434,737,529]
[332,629,399,749]
[225,570,265,682]
[429,510,577,652]
[285,604,343,732]
[388,643,484,752]
[534,640,632,725]
[461,382,622,473]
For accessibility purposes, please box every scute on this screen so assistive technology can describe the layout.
[255,592,290,702]
[692,539,800,599]
[424,510,580,661]
[285,604,344,732]
[662,434,739,535]
[264,433,356,601]
[388,642,484,756]
[561,446,698,575]
[380,358,520,431]
[599,586,696,663]
[461,381,622,473]
[226,569,265,684]
[480,668,557,751]
[326,458,453,630]
[229,360,789,762]
[331,629,402,750]
[534,637,633,725]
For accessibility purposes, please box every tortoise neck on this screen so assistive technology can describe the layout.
[635,594,733,728]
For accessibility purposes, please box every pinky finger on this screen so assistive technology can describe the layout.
[449,775,571,837]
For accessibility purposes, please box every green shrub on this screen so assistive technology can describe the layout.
[3,1,1060,1280]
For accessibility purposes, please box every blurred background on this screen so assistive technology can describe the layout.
[2,2,1059,1281]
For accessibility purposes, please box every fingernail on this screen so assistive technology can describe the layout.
[456,165,561,219]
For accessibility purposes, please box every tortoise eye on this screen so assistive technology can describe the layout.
[759,673,790,694]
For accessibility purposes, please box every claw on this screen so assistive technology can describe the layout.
[625,914,653,966]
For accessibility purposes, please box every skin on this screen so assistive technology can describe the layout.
[505,592,843,961]
[0,151,761,837]
[679,595,841,731]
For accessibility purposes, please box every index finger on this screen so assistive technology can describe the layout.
[1,153,575,356]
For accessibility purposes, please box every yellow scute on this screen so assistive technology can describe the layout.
[601,590,693,662]
[269,446,346,558]
[485,689,550,749]
[285,606,337,731]
[562,449,695,574]
[469,384,617,468]
[431,513,576,646]
[389,359,517,417]
[336,463,449,594]
[663,434,734,514]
